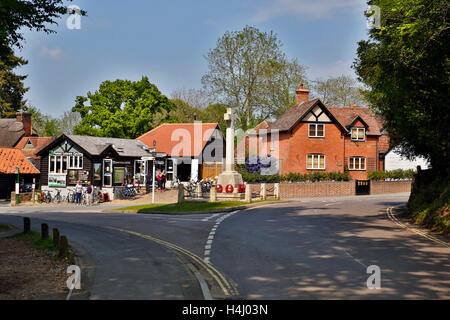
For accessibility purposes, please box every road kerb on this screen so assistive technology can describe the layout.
[105,226,239,299]
[387,206,450,248]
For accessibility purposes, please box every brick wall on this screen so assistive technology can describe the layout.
[370,180,412,194]
[247,179,411,199]
[10,192,34,205]
[280,181,355,198]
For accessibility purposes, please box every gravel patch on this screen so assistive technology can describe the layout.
[0,237,70,300]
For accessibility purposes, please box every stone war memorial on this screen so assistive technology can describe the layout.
[216,108,243,199]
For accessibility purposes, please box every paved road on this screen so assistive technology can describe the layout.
[1,193,448,299]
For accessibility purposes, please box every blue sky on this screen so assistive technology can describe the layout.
[14,0,370,116]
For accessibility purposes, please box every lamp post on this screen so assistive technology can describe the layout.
[15,168,19,205]
[152,140,156,204]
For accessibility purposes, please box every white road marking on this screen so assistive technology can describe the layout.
[203,210,239,262]
[201,213,221,222]
[324,202,342,206]
[343,249,367,269]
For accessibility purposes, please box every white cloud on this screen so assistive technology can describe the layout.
[39,45,64,60]
[251,0,363,23]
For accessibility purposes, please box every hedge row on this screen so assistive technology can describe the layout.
[367,169,415,181]
[238,170,351,183]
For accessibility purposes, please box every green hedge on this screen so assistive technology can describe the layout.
[235,165,351,183]
[367,169,415,181]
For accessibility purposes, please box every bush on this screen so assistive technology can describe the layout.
[407,173,450,236]
[368,169,415,181]
[235,164,351,183]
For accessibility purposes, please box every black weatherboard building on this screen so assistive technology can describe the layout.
[36,134,167,199]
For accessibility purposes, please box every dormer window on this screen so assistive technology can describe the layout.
[351,128,365,141]
[24,139,34,149]
[309,124,325,138]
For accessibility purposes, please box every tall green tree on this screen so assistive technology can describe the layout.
[72,77,176,138]
[202,25,307,130]
[0,54,28,117]
[169,98,202,123]
[311,75,367,107]
[353,0,449,173]
[199,103,227,134]
[28,106,81,136]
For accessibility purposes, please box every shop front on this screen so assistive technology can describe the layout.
[37,134,166,200]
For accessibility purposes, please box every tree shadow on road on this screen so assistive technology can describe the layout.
[215,201,450,300]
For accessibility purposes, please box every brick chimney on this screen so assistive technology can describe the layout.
[16,112,32,137]
[296,84,310,104]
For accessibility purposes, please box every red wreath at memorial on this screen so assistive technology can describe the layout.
[238,184,246,193]
[225,184,234,193]
[216,184,223,193]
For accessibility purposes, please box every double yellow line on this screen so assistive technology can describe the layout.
[387,207,450,248]
[106,226,239,297]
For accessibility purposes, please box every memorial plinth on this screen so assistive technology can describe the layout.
[216,108,243,199]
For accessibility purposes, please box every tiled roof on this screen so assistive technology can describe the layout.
[327,106,383,135]
[265,99,384,136]
[0,148,40,174]
[268,99,319,131]
[15,136,54,158]
[138,123,221,157]
[0,118,38,147]
[66,135,153,157]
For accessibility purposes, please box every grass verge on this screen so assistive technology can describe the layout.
[407,174,450,236]
[11,231,74,263]
[117,200,277,213]
[0,224,15,232]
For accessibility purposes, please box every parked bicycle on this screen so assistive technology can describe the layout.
[40,190,52,203]
[115,185,137,199]
[66,188,76,203]
[53,189,63,203]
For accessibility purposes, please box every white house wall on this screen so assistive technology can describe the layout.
[385,147,429,171]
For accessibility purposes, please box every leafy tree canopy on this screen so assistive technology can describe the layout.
[311,75,367,107]
[353,0,449,173]
[72,76,176,139]
[28,106,81,137]
[202,25,307,130]
[0,54,28,117]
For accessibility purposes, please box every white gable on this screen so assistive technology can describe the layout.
[302,105,332,123]
[303,112,316,122]
[317,113,331,122]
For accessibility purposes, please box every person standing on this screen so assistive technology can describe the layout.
[161,170,167,191]
[75,181,83,206]
[86,181,93,206]
[156,171,162,190]
[145,172,152,193]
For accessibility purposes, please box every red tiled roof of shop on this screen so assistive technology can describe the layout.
[15,136,55,158]
[0,148,40,174]
[138,123,221,157]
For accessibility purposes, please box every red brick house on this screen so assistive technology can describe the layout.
[247,84,390,180]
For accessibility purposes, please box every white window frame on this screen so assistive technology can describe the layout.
[351,128,365,141]
[68,155,83,169]
[49,155,68,174]
[134,160,146,185]
[103,159,113,187]
[308,123,325,138]
[307,154,326,170]
[349,157,366,171]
